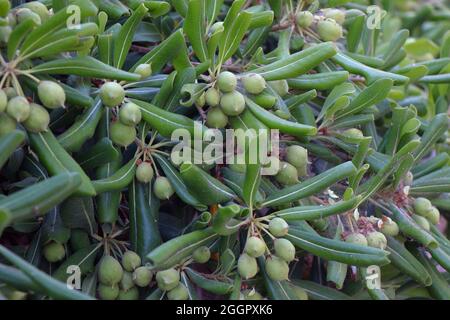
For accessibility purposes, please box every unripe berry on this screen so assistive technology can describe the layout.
[6,96,30,122]
[269,80,289,97]
[167,283,189,300]
[317,19,343,42]
[43,241,65,263]
[426,207,440,225]
[134,63,152,79]
[286,145,308,176]
[98,256,124,286]
[117,287,139,300]
[252,92,277,109]
[38,81,66,109]
[206,107,228,128]
[324,9,346,25]
[121,250,141,272]
[265,255,289,281]
[0,89,7,112]
[274,238,295,262]
[366,231,387,250]
[119,102,142,126]
[413,197,432,217]
[242,73,266,95]
[297,11,313,28]
[220,91,246,116]
[98,283,119,300]
[3,87,17,99]
[192,246,211,263]
[209,21,223,34]
[100,82,125,107]
[110,121,136,147]
[412,214,430,231]
[135,162,154,183]
[342,128,364,140]
[195,92,206,108]
[275,161,299,186]
[153,176,175,200]
[0,113,17,137]
[133,266,153,287]
[380,219,399,237]
[237,253,258,280]
[244,236,266,258]
[217,71,237,93]
[205,88,220,106]
[156,268,180,291]
[269,217,289,237]
[23,103,50,133]
[120,272,135,292]
[345,233,368,246]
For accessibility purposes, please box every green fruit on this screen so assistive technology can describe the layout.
[275,161,299,186]
[3,87,17,99]
[0,89,7,112]
[297,11,313,28]
[0,25,11,43]
[220,91,246,116]
[192,246,211,263]
[22,1,50,22]
[195,93,206,108]
[119,102,142,126]
[237,253,258,280]
[206,107,228,128]
[6,96,30,122]
[244,236,266,258]
[98,256,124,286]
[0,0,11,18]
[117,287,139,300]
[265,255,289,281]
[0,113,17,137]
[70,229,90,251]
[134,63,152,79]
[42,241,65,263]
[286,145,308,176]
[217,71,237,93]
[22,103,50,133]
[252,92,277,109]
[133,266,153,287]
[342,128,364,140]
[209,21,223,34]
[269,217,289,237]
[242,289,263,300]
[274,238,295,262]
[413,197,432,216]
[380,219,399,237]
[120,272,135,292]
[100,82,125,107]
[98,283,119,300]
[167,283,189,300]
[16,8,41,25]
[366,231,387,250]
[426,207,440,225]
[38,81,66,109]
[317,19,343,41]
[263,156,281,175]
[412,214,430,231]
[122,250,141,272]
[153,176,175,200]
[156,268,180,291]
[269,80,289,97]
[345,233,368,246]
[324,9,346,25]
[205,88,220,106]
[242,73,266,95]
[135,162,154,183]
[110,121,136,147]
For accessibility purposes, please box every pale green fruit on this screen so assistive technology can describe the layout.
[98,256,124,286]
[220,91,246,116]
[275,162,299,186]
[0,89,7,112]
[156,268,180,291]
[217,71,237,93]
[117,287,139,300]
[133,267,152,287]
[345,233,368,246]
[98,284,119,300]
[317,19,343,41]
[380,219,399,237]
[274,238,295,262]
[412,214,430,231]
[324,9,346,25]
[206,107,228,128]
[167,283,189,300]
[120,272,135,292]
[237,253,258,280]
[242,73,266,95]
[268,80,289,97]
[342,128,364,140]
[6,96,30,122]
[297,11,313,28]
[244,236,266,258]
[134,63,152,79]
[110,121,136,147]
[426,207,440,225]
[100,82,125,107]
[286,145,308,176]
[205,88,220,106]
[43,241,65,263]
[38,81,66,109]
[135,162,154,183]
[269,217,289,237]
[153,176,175,200]
[119,102,142,126]
[121,250,141,272]
[192,246,211,263]
[265,255,289,281]
[0,113,17,137]
[366,231,387,250]
[413,197,433,217]
[23,103,50,133]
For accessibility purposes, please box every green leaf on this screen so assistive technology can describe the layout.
[184,0,208,63]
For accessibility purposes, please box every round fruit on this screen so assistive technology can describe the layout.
[413,197,432,216]
[117,287,139,300]
[274,238,295,262]
[269,80,289,97]
[426,207,440,225]
[242,289,263,300]
[217,71,237,93]
[133,266,153,287]
[342,128,364,140]
[286,145,308,175]
[119,102,142,126]
[110,121,136,147]
[345,233,368,246]
[366,231,387,250]
[156,268,180,291]
[98,284,119,300]
[206,107,228,128]
[297,11,313,28]
[134,63,152,79]
[16,8,41,25]
[210,21,223,34]
[324,9,346,25]
[380,219,399,237]
[98,255,124,286]
[237,253,258,280]
[195,93,206,108]
[100,82,125,107]
[252,92,277,109]
[120,272,135,292]
[0,89,7,112]
[43,241,65,263]
[0,113,17,137]
[6,96,30,122]
[205,87,220,106]
[3,87,17,99]
[275,162,299,186]
[317,18,343,42]
[192,246,211,263]
[135,162,154,183]
[220,91,246,116]
[38,81,66,109]
[244,236,266,258]
[23,103,50,133]
[412,214,430,231]
[22,1,50,22]
[167,283,189,300]
[269,217,289,237]
[153,176,175,200]
[122,250,141,272]
[242,73,266,95]
[265,255,289,281]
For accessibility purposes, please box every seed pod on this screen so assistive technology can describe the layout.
[167,283,189,300]
[274,238,295,262]
[237,253,258,279]
[98,283,119,300]
[426,207,440,225]
[206,107,228,128]
[100,82,125,107]
[153,176,175,200]
[342,128,364,139]
[98,256,124,286]
[269,217,289,237]
[134,63,152,79]
[317,19,343,42]
[110,121,136,147]
[286,145,308,176]
[0,113,17,137]
[413,197,432,216]
[217,71,237,93]
[244,236,266,258]
[252,92,277,109]
[345,233,368,246]
[23,103,50,133]
[275,161,299,186]
[205,88,220,106]
[297,11,313,28]
[6,96,30,122]
[366,231,387,250]
[192,246,211,263]
[242,289,263,300]
[122,251,141,272]
[265,255,289,281]
[120,272,135,292]
[16,8,41,25]
[38,81,66,109]
[135,162,154,183]
[22,1,50,22]
[324,9,346,25]
[119,102,142,126]
[133,266,152,287]
[220,91,246,116]
[380,219,399,237]
[0,89,7,112]
[268,80,289,97]
[43,241,65,263]
[156,268,180,291]
[117,287,139,300]
[242,73,266,95]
